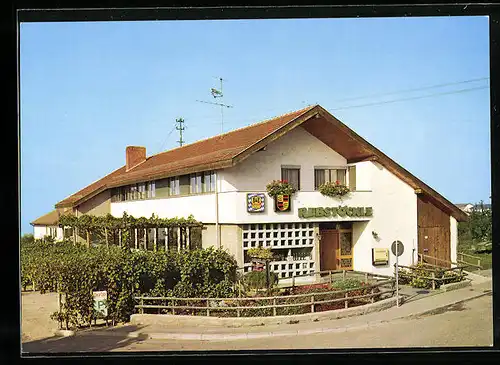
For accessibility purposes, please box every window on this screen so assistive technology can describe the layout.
[169,177,180,195]
[281,167,300,191]
[203,171,216,192]
[314,168,347,190]
[138,183,146,199]
[190,173,203,194]
[48,226,57,238]
[130,184,137,200]
[147,181,156,198]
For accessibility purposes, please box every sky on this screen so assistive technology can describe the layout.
[20,16,491,235]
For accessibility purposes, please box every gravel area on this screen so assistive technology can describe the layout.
[21,291,60,343]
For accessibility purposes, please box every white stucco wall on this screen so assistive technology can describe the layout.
[351,161,418,277]
[33,225,64,241]
[450,216,458,264]
[220,126,347,192]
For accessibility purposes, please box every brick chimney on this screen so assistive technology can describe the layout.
[126,146,146,171]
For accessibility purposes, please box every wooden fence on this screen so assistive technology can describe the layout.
[134,278,396,317]
[457,252,483,271]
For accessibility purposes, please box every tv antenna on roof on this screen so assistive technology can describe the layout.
[196,77,234,133]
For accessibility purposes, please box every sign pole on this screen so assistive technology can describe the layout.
[396,241,399,307]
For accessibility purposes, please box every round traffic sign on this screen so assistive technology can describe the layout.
[391,240,404,256]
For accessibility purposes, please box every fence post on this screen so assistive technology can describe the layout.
[342,270,346,280]
[172,299,175,315]
[273,298,277,316]
[140,297,144,314]
[311,295,315,313]
[371,287,375,303]
[365,272,368,283]
[344,292,348,309]
[477,259,481,270]
[292,274,295,288]
[329,271,333,284]
[431,272,436,290]
[206,299,210,317]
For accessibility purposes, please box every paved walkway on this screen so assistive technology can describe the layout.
[76,279,492,340]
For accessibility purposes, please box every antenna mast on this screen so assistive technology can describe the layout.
[196,76,233,133]
[175,118,185,147]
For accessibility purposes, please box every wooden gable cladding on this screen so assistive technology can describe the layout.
[417,194,450,228]
[301,116,374,161]
[417,194,451,267]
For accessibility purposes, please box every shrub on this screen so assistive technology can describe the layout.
[247,247,274,260]
[21,241,238,328]
[243,270,279,290]
[331,278,363,291]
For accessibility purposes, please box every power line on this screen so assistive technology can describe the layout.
[329,85,489,112]
[155,125,177,154]
[333,77,489,103]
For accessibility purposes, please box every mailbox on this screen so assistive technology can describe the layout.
[372,248,389,266]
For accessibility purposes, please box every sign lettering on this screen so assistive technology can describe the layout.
[298,206,374,219]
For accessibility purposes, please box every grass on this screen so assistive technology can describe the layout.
[458,239,492,270]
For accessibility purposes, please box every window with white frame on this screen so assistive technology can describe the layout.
[147,181,156,198]
[169,176,180,195]
[203,171,216,193]
[314,168,347,190]
[190,173,203,194]
[281,167,300,191]
[138,182,146,199]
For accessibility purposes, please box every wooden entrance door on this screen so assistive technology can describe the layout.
[320,229,339,271]
[418,226,451,268]
[320,229,353,271]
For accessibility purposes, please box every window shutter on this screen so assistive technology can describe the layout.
[348,166,356,191]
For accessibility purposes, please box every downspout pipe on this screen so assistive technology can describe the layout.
[215,171,221,248]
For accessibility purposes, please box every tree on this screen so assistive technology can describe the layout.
[21,233,35,247]
[458,200,492,247]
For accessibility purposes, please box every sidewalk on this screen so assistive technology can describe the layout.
[74,279,492,341]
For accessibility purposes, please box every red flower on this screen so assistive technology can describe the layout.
[283,180,288,183]
[335,180,340,185]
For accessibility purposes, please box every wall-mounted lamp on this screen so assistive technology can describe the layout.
[372,231,379,240]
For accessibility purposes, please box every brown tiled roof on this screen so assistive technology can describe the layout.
[55,105,317,208]
[53,104,467,222]
[31,209,73,226]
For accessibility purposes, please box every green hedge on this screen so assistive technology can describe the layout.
[21,240,237,329]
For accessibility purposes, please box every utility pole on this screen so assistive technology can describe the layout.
[176,118,185,147]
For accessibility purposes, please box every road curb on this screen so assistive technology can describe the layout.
[403,289,492,320]
[131,289,493,341]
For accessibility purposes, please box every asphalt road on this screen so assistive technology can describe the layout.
[21,294,493,353]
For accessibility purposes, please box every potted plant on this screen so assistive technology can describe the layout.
[319,180,350,199]
[247,247,275,292]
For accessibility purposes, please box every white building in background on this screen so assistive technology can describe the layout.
[32,105,468,279]
[31,210,64,241]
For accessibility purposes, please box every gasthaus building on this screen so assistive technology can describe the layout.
[32,105,468,281]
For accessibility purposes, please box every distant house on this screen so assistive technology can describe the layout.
[455,203,474,215]
[473,203,491,212]
[30,210,67,241]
